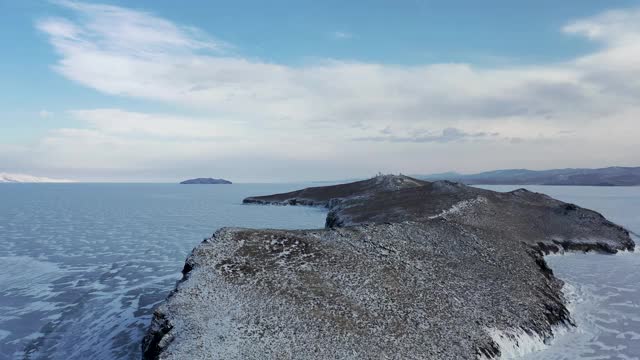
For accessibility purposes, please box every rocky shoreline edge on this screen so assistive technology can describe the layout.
[142,175,634,359]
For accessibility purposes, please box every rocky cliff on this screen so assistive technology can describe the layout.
[143,175,634,359]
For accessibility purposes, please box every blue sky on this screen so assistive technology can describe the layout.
[1,0,640,181]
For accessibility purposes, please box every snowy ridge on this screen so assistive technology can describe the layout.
[0,173,74,183]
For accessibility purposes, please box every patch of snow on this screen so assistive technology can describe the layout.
[479,328,549,359]
[429,196,488,220]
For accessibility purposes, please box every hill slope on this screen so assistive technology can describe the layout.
[419,166,640,186]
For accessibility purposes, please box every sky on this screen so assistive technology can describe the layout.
[1,0,639,182]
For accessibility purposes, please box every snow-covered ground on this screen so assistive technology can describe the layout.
[0,183,326,359]
[0,173,74,183]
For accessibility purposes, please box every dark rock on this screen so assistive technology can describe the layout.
[243,174,426,207]
[244,175,634,254]
[141,311,174,359]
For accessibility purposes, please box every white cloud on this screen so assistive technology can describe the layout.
[354,127,501,143]
[563,8,640,44]
[39,0,226,54]
[17,2,640,180]
[38,110,53,118]
[35,2,637,128]
[67,109,236,140]
[332,31,353,39]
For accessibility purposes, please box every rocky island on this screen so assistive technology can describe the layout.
[179,178,232,184]
[144,175,634,359]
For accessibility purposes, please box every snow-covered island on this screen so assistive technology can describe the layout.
[0,173,74,183]
[144,175,634,359]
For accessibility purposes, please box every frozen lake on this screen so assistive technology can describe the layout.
[0,183,638,359]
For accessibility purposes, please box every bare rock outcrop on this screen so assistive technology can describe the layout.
[144,175,634,359]
[246,175,633,253]
[243,174,427,207]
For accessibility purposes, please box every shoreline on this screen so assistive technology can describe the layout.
[518,241,639,359]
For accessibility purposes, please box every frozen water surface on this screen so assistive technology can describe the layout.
[1,183,639,359]
[481,185,640,359]
[0,183,326,359]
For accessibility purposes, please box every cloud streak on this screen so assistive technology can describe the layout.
[37,3,640,127]
[332,31,353,39]
[355,128,500,143]
[67,109,235,140]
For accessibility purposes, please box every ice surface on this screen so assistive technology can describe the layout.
[482,185,640,360]
[0,183,326,360]
[1,183,639,359]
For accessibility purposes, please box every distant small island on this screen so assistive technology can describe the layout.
[179,178,232,184]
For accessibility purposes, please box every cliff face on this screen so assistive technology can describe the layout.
[144,175,634,359]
